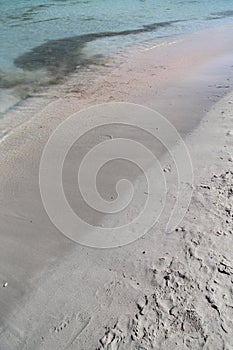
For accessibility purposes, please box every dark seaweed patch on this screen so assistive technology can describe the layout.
[3,3,55,25]
[207,10,233,20]
[212,10,233,17]
[10,17,61,27]
[177,1,199,4]
[23,3,54,15]
[14,20,181,75]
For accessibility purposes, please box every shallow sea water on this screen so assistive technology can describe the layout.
[0,0,233,113]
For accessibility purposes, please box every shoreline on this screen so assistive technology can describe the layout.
[0,25,233,349]
[1,25,233,145]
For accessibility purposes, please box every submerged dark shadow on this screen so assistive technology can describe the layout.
[14,20,182,75]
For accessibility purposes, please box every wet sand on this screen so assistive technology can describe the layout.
[0,26,232,349]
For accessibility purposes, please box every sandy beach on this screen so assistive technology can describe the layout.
[0,25,232,349]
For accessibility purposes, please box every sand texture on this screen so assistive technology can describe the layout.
[0,26,232,350]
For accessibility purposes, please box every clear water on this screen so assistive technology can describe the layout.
[0,0,233,113]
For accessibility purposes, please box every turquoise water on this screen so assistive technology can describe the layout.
[0,0,233,112]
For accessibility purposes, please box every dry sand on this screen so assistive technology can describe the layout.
[0,26,232,349]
